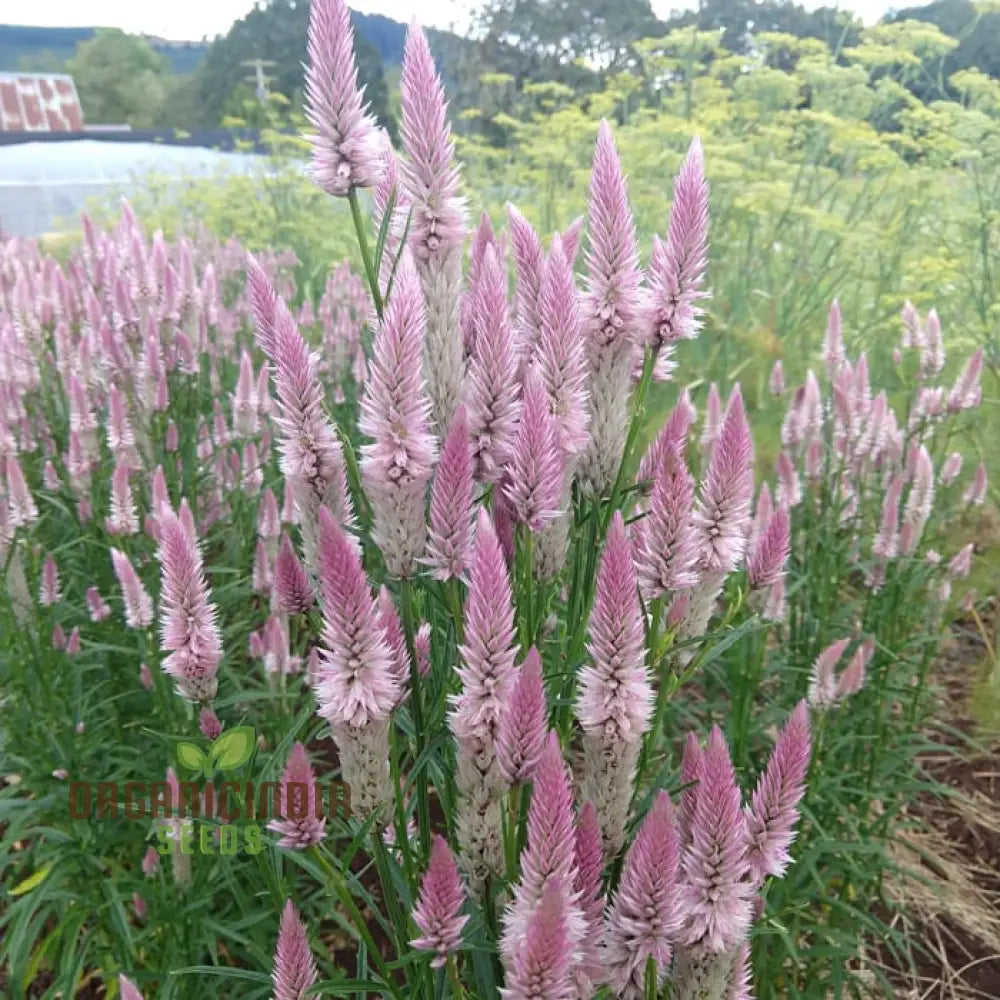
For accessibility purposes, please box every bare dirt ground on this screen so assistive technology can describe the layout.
[877,605,1000,1000]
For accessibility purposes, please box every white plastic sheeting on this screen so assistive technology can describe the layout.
[0,140,264,236]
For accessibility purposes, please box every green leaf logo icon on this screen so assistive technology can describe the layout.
[176,742,207,773]
[209,726,255,771]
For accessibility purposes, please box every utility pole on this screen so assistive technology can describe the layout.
[241,59,277,105]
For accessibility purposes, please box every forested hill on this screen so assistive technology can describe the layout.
[0,24,208,74]
[0,11,411,76]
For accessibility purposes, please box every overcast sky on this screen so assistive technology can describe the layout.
[5,0,902,42]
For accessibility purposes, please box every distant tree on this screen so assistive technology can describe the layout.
[66,29,169,127]
[886,0,1000,94]
[191,0,393,132]
[474,0,663,75]
[661,0,861,56]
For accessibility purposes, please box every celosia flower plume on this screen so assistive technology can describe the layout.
[496,646,548,786]
[156,502,223,702]
[642,136,710,379]
[304,0,380,196]
[578,512,653,852]
[580,120,642,496]
[272,900,318,1000]
[399,21,466,431]
[359,249,436,576]
[425,405,475,580]
[744,701,810,887]
[604,791,681,998]
[268,742,327,849]
[411,835,469,967]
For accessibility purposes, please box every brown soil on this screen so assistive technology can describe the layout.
[879,604,1000,999]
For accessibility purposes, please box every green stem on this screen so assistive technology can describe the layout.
[308,844,394,986]
[400,578,432,857]
[603,347,656,534]
[349,187,383,319]
[446,955,466,1000]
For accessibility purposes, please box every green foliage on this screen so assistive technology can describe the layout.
[189,0,394,133]
[91,155,359,298]
[65,29,171,129]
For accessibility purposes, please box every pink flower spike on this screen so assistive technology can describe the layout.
[252,538,273,595]
[497,647,548,785]
[65,627,81,655]
[745,701,811,887]
[39,556,61,607]
[584,120,642,348]
[156,504,223,702]
[560,215,585,268]
[6,455,38,527]
[466,243,521,482]
[258,488,281,540]
[141,845,160,876]
[267,743,327,849]
[451,509,517,775]
[315,507,399,727]
[768,360,785,396]
[304,0,380,196]
[679,726,753,952]
[747,506,790,590]
[579,512,653,740]
[273,535,315,615]
[359,249,436,578]
[426,405,475,581]
[415,622,432,676]
[378,585,410,696]
[579,120,642,495]
[948,348,983,412]
[636,390,696,489]
[634,429,700,598]
[748,483,774,554]
[400,22,465,260]
[901,445,934,555]
[692,385,754,574]
[86,586,111,622]
[642,136,710,358]
[501,881,574,1000]
[272,900,318,1000]
[699,383,723,459]
[501,732,584,958]
[873,474,903,561]
[504,368,563,533]
[949,543,974,579]
[411,835,469,967]
[199,708,222,740]
[678,731,705,848]
[775,450,801,509]
[119,975,145,1000]
[823,299,845,376]
[807,637,851,709]
[573,801,606,988]
[106,459,139,536]
[507,203,544,350]
[247,260,352,561]
[964,463,988,506]
[604,791,681,997]
[535,233,589,458]
[835,639,872,699]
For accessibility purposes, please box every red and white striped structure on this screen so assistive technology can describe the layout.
[0,73,85,132]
